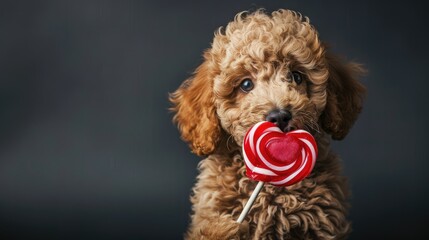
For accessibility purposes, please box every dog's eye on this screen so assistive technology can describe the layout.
[291,71,303,85]
[239,79,254,92]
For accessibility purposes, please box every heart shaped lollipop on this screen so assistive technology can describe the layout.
[237,121,318,223]
[242,121,318,186]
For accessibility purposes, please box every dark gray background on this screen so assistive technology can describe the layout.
[1,1,428,239]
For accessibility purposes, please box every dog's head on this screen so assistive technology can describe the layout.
[170,10,365,156]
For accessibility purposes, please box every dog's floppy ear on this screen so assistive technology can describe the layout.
[320,53,366,140]
[170,58,221,156]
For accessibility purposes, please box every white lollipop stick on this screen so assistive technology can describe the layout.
[236,181,264,223]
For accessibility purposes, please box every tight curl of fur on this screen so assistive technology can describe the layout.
[170,9,365,239]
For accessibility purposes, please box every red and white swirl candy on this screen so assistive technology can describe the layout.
[242,121,318,186]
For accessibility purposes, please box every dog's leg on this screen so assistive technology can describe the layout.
[186,213,249,239]
[185,156,249,239]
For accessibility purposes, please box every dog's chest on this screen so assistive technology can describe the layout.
[201,154,340,238]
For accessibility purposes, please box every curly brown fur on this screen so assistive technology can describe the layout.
[170,9,365,239]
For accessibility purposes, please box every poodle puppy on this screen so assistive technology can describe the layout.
[170,9,365,239]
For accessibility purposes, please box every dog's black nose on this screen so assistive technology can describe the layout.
[266,109,292,132]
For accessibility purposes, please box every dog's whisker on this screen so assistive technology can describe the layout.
[303,117,321,133]
[295,111,321,134]
[226,134,235,151]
